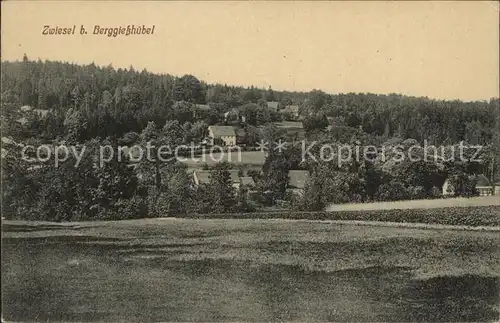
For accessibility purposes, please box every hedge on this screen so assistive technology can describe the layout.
[186,206,500,227]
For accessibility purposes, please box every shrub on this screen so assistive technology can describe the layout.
[375,181,410,201]
[114,196,149,220]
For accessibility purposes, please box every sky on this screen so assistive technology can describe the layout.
[1,1,499,101]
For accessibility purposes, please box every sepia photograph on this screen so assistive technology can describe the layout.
[1,1,499,322]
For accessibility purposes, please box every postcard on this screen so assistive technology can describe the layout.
[1,1,499,322]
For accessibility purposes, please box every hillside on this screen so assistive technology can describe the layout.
[2,57,499,144]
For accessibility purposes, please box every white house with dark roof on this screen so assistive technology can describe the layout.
[33,109,50,118]
[240,176,256,187]
[475,174,494,196]
[442,178,455,196]
[19,105,34,112]
[288,170,309,195]
[16,105,50,125]
[442,174,495,196]
[193,169,241,190]
[208,125,236,146]
[195,104,210,110]
[282,105,300,119]
[192,170,258,196]
[16,117,29,125]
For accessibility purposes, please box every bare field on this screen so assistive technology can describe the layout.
[327,196,500,212]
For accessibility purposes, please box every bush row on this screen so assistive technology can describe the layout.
[186,206,500,227]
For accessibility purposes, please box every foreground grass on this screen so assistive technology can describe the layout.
[2,218,500,321]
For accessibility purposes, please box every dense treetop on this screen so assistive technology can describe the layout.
[1,56,498,145]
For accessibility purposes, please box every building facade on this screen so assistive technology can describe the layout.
[208,126,236,146]
[442,174,495,197]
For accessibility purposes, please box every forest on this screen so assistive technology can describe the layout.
[1,55,499,221]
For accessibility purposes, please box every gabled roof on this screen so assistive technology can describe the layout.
[284,105,299,113]
[446,174,494,188]
[288,170,309,189]
[195,104,211,110]
[19,105,34,112]
[193,169,240,185]
[208,125,236,137]
[240,176,255,186]
[33,109,50,118]
[16,117,29,125]
[223,108,239,118]
[475,174,492,187]
[267,101,279,111]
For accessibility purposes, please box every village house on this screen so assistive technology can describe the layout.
[192,169,241,190]
[195,104,210,110]
[19,105,50,117]
[19,105,34,113]
[192,170,257,197]
[16,117,29,126]
[287,170,309,195]
[240,176,256,188]
[207,125,236,146]
[240,176,257,197]
[442,174,495,197]
[282,105,300,119]
[224,108,246,124]
[33,109,50,118]
[442,178,454,196]
[475,175,495,196]
[16,105,50,125]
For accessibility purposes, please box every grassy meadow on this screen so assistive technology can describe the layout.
[2,217,500,322]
